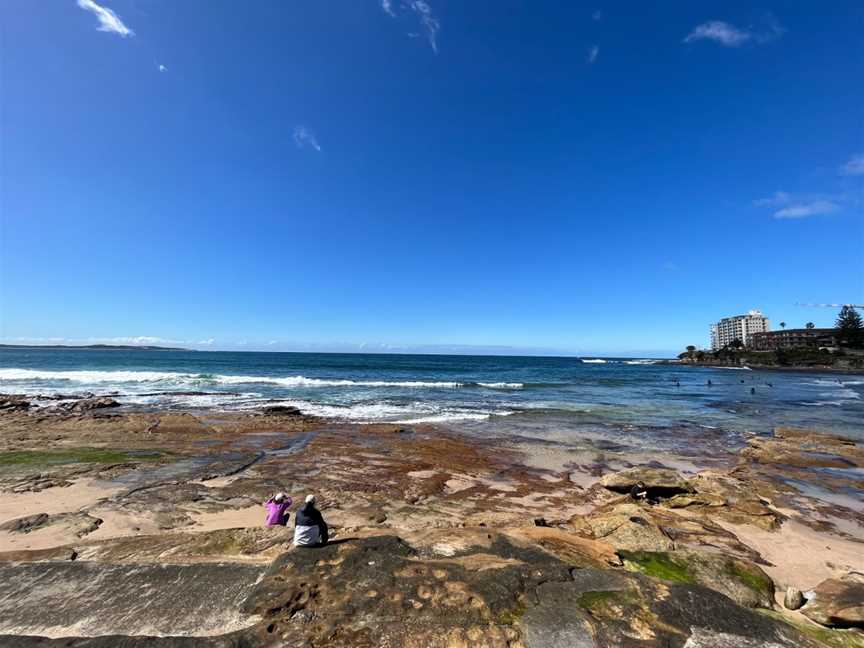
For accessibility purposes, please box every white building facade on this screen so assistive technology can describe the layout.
[710,310,770,350]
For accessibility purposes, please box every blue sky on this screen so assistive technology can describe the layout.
[0,1,862,356]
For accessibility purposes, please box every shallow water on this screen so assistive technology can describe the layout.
[1,349,862,447]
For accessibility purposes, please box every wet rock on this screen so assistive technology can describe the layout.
[260,405,302,417]
[784,586,805,610]
[0,395,30,412]
[600,466,692,498]
[802,572,864,628]
[61,397,121,414]
[619,549,775,609]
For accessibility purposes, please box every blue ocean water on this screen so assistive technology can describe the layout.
[1,349,862,446]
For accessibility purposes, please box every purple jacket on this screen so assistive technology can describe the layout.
[265,498,292,526]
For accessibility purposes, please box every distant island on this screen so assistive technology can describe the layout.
[0,344,189,351]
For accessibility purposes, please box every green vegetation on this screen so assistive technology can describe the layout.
[758,610,864,648]
[837,306,864,348]
[577,589,640,617]
[725,562,773,598]
[618,551,696,584]
[0,448,164,466]
[496,602,526,625]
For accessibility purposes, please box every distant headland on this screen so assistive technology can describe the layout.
[0,344,189,351]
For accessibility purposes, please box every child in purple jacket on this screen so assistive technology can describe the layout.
[264,492,292,527]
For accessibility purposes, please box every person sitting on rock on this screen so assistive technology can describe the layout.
[630,481,649,502]
[293,494,328,547]
[264,492,292,527]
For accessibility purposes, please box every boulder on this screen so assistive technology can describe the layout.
[802,572,864,628]
[784,586,805,611]
[600,466,692,498]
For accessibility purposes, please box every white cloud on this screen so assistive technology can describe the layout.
[409,1,440,54]
[76,0,134,38]
[754,190,844,219]
[684,16,783,48]
[293,125,321,152]
[684,21,751,47]
[380,0,396,17]
[774,200,840,219]
[841,154,864,176]
[587,45,599,64]
[197,338,215,345]
[158,64,167,73]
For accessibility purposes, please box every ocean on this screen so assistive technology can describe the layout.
[1,348,862,450]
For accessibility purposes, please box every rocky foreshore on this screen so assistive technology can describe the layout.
[0,394,862,647]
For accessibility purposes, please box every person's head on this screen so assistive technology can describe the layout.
[273,492,286,503]
[305,494,316,506]
[636,481,646,489]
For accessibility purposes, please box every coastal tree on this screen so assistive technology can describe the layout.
[836,306,864,348]
[780,321,786,329]
[805,322,815,329]
[728,338,743,350]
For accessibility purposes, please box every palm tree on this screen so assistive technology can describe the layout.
[780,322,786,329]
[805,322,815,330]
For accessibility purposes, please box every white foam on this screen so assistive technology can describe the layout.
[624,359,658,365]
[476,382,524,389]
[581,359,607,364]
[0,368,464,389]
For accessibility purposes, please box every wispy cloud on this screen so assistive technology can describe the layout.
[380,0,440,53]
[293,125,321,152]
[76,0,134,37]
[662,261,679,272]
[409,1,440,53]
[157,63,167,73]
[587,45,599,64]
[684,15,783,47]
[841,154,864,176]
[774,200,840,219]
[753,191,791,207]
[754,191,841,219]
[592,10,602,21]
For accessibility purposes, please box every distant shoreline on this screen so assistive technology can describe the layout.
[661,359,864,375]
[0,344,189,352]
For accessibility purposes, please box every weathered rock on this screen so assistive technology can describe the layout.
[0,512,102,538]
[802,572,864,628]
[0,562,266,638]
[784,586,805,610]
[600,466,692,498]
[570,502,675,552]
[0,513,50,533]
[619,549,775,609]
[62,397,121,414]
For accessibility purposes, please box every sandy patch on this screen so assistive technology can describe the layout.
[188,505,266,532]
[0,479,121,526]
[718,517,864,591]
